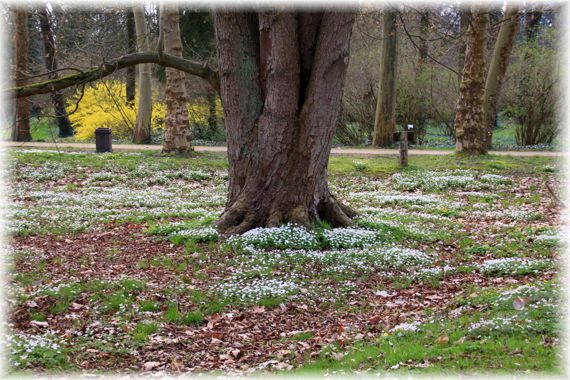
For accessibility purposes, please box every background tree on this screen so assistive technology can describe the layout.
[483,6,519,148]
[125,8,136,104]
[161,3,191,153]
[372,8,398,146]
[454,9,488,154]
[12,8,31,142]
[133,5,152,144]
[37,6,74,138]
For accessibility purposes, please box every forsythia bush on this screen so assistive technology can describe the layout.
[66,81,223,141]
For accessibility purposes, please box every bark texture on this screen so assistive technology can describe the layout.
[38,7,74,138]
[457,8,471,85]
[133,5,152,144]
[12,8,31,142]
[214,11,357,235]
[125,9,136,104]
[372,9,398,147]
[161,5,191,153]
[483,7,519,148]
[454,9,488,154]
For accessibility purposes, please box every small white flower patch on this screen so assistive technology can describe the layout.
[6,332,65,368]
[392,170,476,191]
[321,228,378,249]
[477,257,554,276]
[226,224,320,250]
[214,277,300,304]
[391,321,421,333]
[468,316,518,335]
[168,227,219,242]
[480,174,512,185]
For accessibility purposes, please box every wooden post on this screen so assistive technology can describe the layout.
[399,131,408,167]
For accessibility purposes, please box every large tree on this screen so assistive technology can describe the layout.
[12,8,32,142]
[483,6,519,148]
[37,6,75,138]
[214,11,357,234]
[454,9,488,154]
[125,8,136,104]
[160,3,191,153]
[7,10,358,234]
[372,8,398,147]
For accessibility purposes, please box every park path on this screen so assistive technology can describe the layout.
[0,141,563,157]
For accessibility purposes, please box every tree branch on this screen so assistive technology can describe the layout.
[7,52,220,98]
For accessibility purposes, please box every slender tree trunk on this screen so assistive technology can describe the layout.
[161,4,191,153]
[126,9,136,104]
[372,8,398,147]
[133,5,152,144]
[418,10,429,67]
[12,8,31,142]
[214,11,357,235]
[457,8,471,86]
[483,6,519,148]
[454,9,488,154]
[207,91,216,135]
[38,7,74,138]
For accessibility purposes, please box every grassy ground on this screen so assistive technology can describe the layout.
[5,149,563,375]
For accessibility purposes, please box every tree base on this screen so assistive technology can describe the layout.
[216,194,357,235]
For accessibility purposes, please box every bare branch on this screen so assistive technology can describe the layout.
[7,52,220,98]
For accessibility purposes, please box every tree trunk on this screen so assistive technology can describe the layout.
[37,7,74,138]
[161,4,191,153]
[418,10,429,67]
[483,6,519,148]
[207,91,216,135]
[454,9,488,154]
[133,5,152,144]
[214,11,357,235]
[12,8,31,142]
[457,8,471,86]
[126,9,136,104]
[372,8,398,147]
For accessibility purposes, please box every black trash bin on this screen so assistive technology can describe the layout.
[95,128,112,153]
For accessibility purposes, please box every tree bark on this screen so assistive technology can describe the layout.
[133,5,152,144]
[372,8,398,147]
[483,6,519,148]
[37,7,74,138]
[126,9,136,104]
[214,11,357,235]
[12,8,31,142]
[454,8,488,154]
[457,8,471,86]
[161,4,191,153]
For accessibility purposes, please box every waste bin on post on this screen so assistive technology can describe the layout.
[95,128,112,153]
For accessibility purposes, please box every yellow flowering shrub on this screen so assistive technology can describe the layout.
[67,80,223,141]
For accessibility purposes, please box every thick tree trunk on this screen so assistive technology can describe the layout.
[38,7,74,138]
[126,9,136,104]
[372,9,398,147]
[161,4,191,153]
[455,9,488,154]
[214,11,357,235]
[12,8,31,142]
[133,5,152,144]
[483,7,519,148]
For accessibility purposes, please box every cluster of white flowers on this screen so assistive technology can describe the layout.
[168,227,219,242]
[214,277,300,303]
[412,265,456,280]
[480,174,512,185]
[390,321,422,333]
[470,209,542,222]
[320,228,378,248]
[468,316,519,334]
[392,170,476,191]
[226,224,320,250]
[457,191,499,199]
[6,332,64,368]
[477,257,553,276]
[533,233,562,245]
[351,192,445,207]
